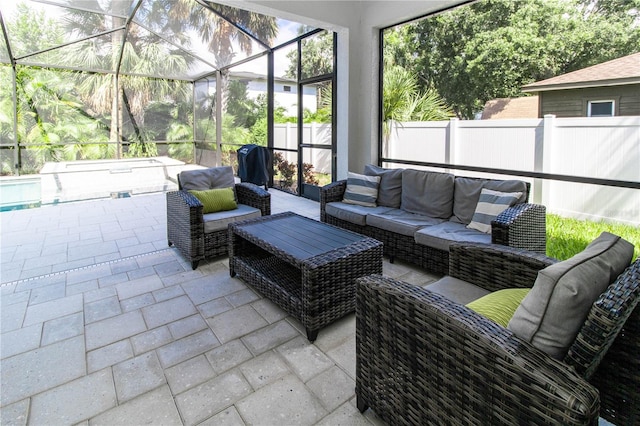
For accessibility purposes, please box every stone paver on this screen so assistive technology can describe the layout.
[23,293,83,326]
[165,355,216,395]
[276,336,335,382]
[142,295,197,329]
[1,335,86,406]
[306,366,356,411]
[156,329,220,368]
[207,305,268,344]
[29,368,117,425]
[85,310,147,351]
[236,374,328,425]
[239,351,290,390]
[89,385,182,425]
[175,370,252,426]
[41,312,84,346]
[205,339,254,375]
[113,352,166,402]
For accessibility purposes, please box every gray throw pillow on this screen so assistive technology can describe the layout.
[508,232,634,359]
[364,164,403,208]
[179,167,235,191]
[451,177,528,224]
[400,169,454,219]
[451,178,487,224]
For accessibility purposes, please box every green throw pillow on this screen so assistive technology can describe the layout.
[189,187,237,214]
[466,288,530,327]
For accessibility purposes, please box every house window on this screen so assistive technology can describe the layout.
[283,85,292,92]
[587,100,615,117]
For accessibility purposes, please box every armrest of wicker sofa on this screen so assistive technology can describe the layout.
[235,182,271,216]
[492,202,547,254]
[320,179,347,222]
[448,243,557,292]
[355,274,600,426]
[166,190,205,263]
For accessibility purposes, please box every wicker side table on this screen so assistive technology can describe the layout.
[229,212,383,341]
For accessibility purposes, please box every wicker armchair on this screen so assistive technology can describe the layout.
[167,167,270,269]
[356,243,639,425]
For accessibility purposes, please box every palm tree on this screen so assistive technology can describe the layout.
[62,0,193,157]
[179,1,278,116]
[383,65,454,147]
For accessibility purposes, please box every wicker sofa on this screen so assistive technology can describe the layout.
[356,241,640,425]
[167,166,270,269]
[320,165,546,275]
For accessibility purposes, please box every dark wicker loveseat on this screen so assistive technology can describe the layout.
[356,243,640,425]
[167,167,270,269]
[320,169,546,275]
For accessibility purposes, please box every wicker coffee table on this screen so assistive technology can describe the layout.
[229,212,383,341]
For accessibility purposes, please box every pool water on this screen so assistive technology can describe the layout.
[0,177,42,212]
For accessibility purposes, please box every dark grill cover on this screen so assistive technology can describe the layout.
[237,144,270,188]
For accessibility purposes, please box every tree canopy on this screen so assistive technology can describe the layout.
[386,0,640,119]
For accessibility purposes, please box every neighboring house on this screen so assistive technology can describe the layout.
[481,96,539,119]
[230,71,319,116]
[522,52,640,118]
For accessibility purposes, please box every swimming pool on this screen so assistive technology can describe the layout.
[1,157,187,211]
[0,176,42,212]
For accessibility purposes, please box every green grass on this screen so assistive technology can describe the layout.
[546,214,640,260]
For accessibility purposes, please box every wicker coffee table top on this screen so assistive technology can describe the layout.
[231,211,375,264]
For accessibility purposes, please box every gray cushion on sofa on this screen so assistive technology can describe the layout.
[451,177,529,224]
[424,276,491,306]
[203,204,261,233]
[508,232,634,359]
[367,209,445,237]
[325,202,394,226]
[414,221,491,252]
[364,164,403,208]
[401,169,454,219]
[179,166,236,191]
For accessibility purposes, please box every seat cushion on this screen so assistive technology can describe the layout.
[364,164,403,208]
[451,177,529,224]
[467,188,523,233]
[203,204,261,233]
[325,202,394,226]
[424,276,491,305]
[367,209,445,237]
[414,221,491,252]
[508,232,635,359]
[342,172,380,207]
[179,166,236,191]
[400,169,454,219]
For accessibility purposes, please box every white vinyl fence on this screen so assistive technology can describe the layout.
[386,115,640,225]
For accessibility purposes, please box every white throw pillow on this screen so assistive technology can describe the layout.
[343,172,380,207]
[467,188,522,233]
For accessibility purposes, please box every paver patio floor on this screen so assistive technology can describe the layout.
[1,189,439,425]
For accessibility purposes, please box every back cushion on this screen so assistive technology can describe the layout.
[364,164,403,208]
[401,169,454,219]
[179,166,235,191]
[452,177,529,224]
[508,232,634,359]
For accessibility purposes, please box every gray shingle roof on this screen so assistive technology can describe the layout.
[522,52,640,92]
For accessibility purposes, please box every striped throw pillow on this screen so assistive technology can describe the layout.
[343,172,380,207]
[467,188,522,233]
